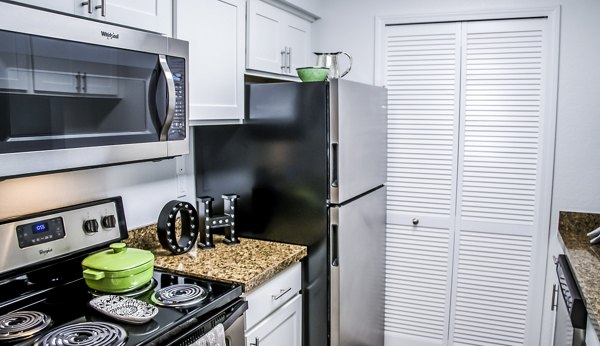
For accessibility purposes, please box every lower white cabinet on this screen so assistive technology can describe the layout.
[244,262,302,346]
[245,294,302,346]
[587,318,600,346]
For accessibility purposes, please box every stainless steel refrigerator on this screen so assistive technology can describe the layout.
[194,79,386,346]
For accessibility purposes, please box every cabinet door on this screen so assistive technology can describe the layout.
[284,12,310,75]
[245,294,302,346]
[247,0,285,75]
[176,0,245,121]
[94,0,172,35]
[10,0,73,13]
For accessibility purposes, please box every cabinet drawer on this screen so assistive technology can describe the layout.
[245,262,301,330]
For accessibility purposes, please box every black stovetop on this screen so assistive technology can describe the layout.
[0,269,242,346]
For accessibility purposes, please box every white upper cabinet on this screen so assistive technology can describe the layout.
[90,0,172,35]
[247,0,311,77]
[11,0,172,35]
[284,14,311,72]
[175,0,245,122]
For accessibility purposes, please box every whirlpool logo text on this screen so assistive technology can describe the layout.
[101,31,120,39]
[39,248,53,255]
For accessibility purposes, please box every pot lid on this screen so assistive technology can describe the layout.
[82,243,154,272]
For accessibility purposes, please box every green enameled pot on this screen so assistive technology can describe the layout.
[81,243,154,293]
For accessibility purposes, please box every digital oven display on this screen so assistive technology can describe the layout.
[32,222,49,234]
[16,217,66,248]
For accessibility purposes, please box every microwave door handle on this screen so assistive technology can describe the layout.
[158,55,176,141]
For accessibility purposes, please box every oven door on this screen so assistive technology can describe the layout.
[158,298,248,346]
[554,255,586,346]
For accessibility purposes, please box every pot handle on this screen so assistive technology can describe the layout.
[340,52,352,78]
[83,268,105,281]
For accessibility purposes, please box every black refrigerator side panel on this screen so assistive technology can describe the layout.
[194,81,329,346]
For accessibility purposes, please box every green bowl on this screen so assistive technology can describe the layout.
[296,67,329,82]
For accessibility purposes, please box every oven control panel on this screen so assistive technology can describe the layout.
[16,217,66,248]
[0,197,128,276]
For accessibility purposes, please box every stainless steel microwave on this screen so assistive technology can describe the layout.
[0,2,189,178]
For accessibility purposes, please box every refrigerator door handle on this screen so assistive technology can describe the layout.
[331,143,339,188]
[331,224,339,266]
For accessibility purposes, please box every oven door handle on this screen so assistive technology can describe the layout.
[158,55,176,141]
[158,299,248,346]
[222,299,248,330]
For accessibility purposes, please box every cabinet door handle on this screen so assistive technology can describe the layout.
[287,47,292,73]
[95,0,106,17]
[281,49,286,72]
[250,337,260,346]
[272,287,292,300]
[81,1,92,14]
[412,218,419,225]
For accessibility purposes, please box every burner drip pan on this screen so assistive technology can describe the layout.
[33,321,127,346]
[0,311,52,341]
[151,284,208,308]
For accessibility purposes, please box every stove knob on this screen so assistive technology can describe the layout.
[101,215,117,229]
[83,219,99,234]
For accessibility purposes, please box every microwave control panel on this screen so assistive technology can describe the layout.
[168,56,186,141]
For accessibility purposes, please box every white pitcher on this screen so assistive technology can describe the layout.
[314,52,352,79]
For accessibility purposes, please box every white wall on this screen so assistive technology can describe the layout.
[313,0,600,344]
[0,155,195,229]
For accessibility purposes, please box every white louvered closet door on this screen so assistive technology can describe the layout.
[450,18,550,346]
[384,22,460,346]
[384,16,554,346]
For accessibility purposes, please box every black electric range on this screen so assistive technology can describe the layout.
[0,270,243,346]
[0,197,246,346]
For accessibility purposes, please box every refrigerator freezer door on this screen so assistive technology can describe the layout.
[329,79,387,204]
[330,186,385,346]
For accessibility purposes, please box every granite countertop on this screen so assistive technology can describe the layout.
[558,211,600,338]
[124,224,307,292]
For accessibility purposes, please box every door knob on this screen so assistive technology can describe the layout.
[412,218,419,225]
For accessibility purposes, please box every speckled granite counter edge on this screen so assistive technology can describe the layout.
[124,223,307,292]
[558,211,600,339]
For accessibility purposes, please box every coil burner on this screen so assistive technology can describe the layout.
[0,311,52,341]
[33,322,127,346]
[151,284,208,308]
